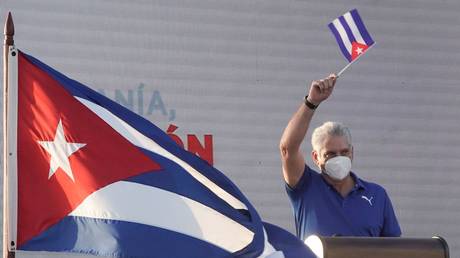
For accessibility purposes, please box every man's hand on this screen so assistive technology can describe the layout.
[307,74,337,105]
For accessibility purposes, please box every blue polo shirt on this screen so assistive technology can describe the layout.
[286,165,401,240]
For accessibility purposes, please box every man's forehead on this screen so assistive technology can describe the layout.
[321,135,350,151]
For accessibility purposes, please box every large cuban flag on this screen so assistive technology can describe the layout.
[328,9,375,62]
[5,48,315,258]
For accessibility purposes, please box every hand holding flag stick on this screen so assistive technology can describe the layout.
[329,9,375,77]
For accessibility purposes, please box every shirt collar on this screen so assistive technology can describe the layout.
[350,172,367,191]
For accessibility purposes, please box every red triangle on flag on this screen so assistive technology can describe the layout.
[17,53,162,246]
[351,41,369,61]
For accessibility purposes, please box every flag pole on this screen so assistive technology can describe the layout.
[3,11,15,258]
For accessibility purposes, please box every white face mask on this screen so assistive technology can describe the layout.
[324,156,352,180]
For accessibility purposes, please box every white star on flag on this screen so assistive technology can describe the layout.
[38,119,86,182]
[355,47,364,55]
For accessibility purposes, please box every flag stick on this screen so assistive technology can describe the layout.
[337,43,376,77]
[3,11,16,258]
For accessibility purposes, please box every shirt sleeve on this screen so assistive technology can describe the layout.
[380,190,402,237]
[285,165,313,201]
[284,165,314,238]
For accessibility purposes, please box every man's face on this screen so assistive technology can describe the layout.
[312,135,353,171]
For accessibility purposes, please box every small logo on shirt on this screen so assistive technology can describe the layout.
[361,195,374,206]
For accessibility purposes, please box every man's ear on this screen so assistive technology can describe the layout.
[312,150,320,167]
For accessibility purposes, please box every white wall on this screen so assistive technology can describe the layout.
[1,0,459,257]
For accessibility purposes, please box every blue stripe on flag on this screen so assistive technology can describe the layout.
[350,9,374,46]
[338,16,357,44]
[21,216,231,258]
[126,151,252,224]
[328,23,352,62]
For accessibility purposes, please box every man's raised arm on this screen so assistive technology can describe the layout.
[279,74,337,187]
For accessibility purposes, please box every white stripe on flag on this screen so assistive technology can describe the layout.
[332,19,352,54]
[70,181,254,253]
[76,97,247,211]
[343,12,366,45]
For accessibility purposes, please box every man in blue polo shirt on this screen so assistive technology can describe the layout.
[279,74,401,240]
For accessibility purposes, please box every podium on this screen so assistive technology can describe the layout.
[305,235,449,258]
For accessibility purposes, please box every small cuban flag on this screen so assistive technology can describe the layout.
[328,9,375,62]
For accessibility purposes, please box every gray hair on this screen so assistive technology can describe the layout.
[311,121,352,152]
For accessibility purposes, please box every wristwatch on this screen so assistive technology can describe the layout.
[304,95,318,110]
